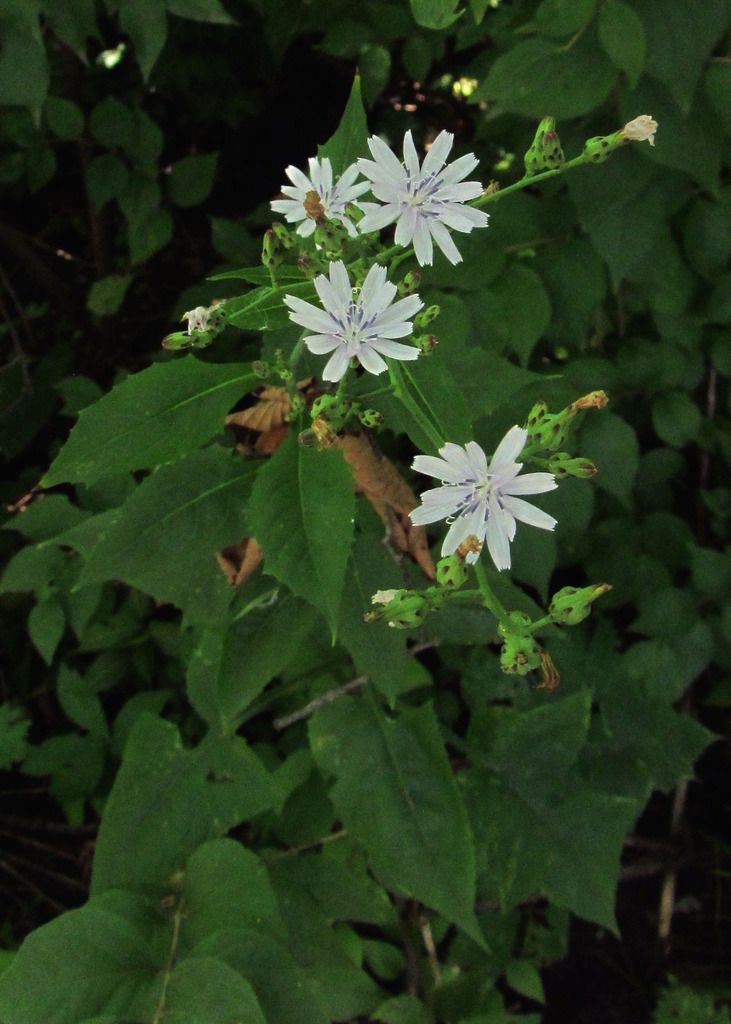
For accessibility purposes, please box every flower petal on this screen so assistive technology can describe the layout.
[367,134,406,181]
[430,220,463,265]
[284,295,337,334]
[501,472,557,496]
[285,164,312,191]
[304,334,341,354]
[358,203,400,233]
[422,130,454,177]
[490,425,527,469]
[486,497,512,571]
[413,216,434,266]
[412,455,466,484]
[328,261,353,307]
[322,348,351,382]
[369,338,419,360]
[502,496,557,531]
[403,130,421,178]
[357,345,388,375]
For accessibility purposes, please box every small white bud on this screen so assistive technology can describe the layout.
[372,589,398,606]
[182,306,210,334]
[621,114,658,147]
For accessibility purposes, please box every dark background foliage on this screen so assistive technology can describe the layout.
[1,1,731,1022]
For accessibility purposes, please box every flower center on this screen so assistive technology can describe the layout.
[403,171,444,208]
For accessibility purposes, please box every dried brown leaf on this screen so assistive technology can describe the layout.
[336,433,435,579]
[216,537,264,588]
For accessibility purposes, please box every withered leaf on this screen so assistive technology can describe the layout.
[335,432,435,579]
[216,537,264,588]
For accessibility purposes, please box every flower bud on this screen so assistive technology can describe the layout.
[252,360,270,378]
[524,116,565,176]
[621,114,657,147]
[162,330,198,351]
[297,254,317,280]
[397,270,422,296]
[582,135,614,164]
[414,304,440,327]
[436,554,467,589]
[571,390,608,412]
[548,583,611,626]
[414,334,438,354]
[359,407,384,428]
[366,589,429,629]
[271,222,294,249]
[288,392,306,416]
[262,229,282,270]
[548,452,598,479]
[182,305,210,334]
[500,631,542,676]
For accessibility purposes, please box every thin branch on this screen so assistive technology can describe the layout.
[263,828,348,861]
[420,915,442,984]
[273,675,368,731]
[151,896,186,1024]
[658,778,689,949]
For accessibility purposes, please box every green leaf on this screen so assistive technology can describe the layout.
[41,0,98,61]
[475,34,615,119]
[0,544,65,595]
[89,97,135,150]
[44,95,84,139]
[119,0,168,81]
[127,205,173,264]
[167,152,218,207]
[165,958,267,1024]
[42,357,256,486]
[248,432,355,631]
[652,390,702,447]
[527,0,594,38]
[57,665,108,738]
[481,262,551,365]
[3,494,88,541]
[634,0,728,114]
[78,448,256,623]
[91,714,273,893]
[409,0,461,30]
[360,45,391,107]
[0,901,160,1024]
[318,76,369,176]
[0,26,49,121]
[337,536,424,704]
[467,695,640,930]
[597,0,646,88]
[580,412,639,508]
[86,153,129,209]
[373,994,431,1024]
[28,596,65,664]
[167,0,235,24]
[86,274,132,317]
[506,960,545,1004]
[187,596,320,729]
[310,697,482,943]
[0,703,30,769]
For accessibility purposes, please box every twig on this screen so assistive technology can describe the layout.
[273,675,368,730]
[420,915,442,984]
[0,858,65,914]
[263,828,348,861]
[151,895,186,1024]
[658,778,689,949]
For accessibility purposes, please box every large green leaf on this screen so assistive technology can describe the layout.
[119,0,167,81]
[309,697,482,943]
[409,0,461,30]
[43,357,256,486]
[317,75,369,175]
[187,594,321,729]
[91,715,273,894]
[467,694,640,930]
[475,34,616,119]
[78,447,256,623]
[247,431,355,630]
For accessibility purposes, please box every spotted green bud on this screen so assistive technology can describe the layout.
[366,589,429,629]
[271,222,294,249]
[162,330,198,351]
[548,583,611,626]
[581,134,614,164]
[262,229,282,269]
[252,360,270,378]
[314,220,348,257]
[500,631,542,676]
[415,304,440,328]
[436,554,467,589]
[498,611,533,637]
[359,407,384,428]
[414,334,438,354]
[524,116,565,176]
[526,392,608,452]
[548,452,597,479]
[398,270,422,296]
[310,393,338,419]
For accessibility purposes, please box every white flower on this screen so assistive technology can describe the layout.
[270,157,369,238]
[409,426,558,571]
[621,114,658,147]
[372,589,398,605]
[283,260,422,382]
[183,306,210,334]
[356,129,489,266]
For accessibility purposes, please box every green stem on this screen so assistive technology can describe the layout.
[473,561,507,622]
[527,614,553,634]
[388,362,444,450]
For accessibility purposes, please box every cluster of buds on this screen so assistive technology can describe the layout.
[163,301,227,351]
[262,228,283,272]
[548,452,597,480]
[314,219,350,258]
[548,583,611,625]
[498,611,542,675]
[524,116,565,176]
[366,588,440,629]
[526,390,608,453]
